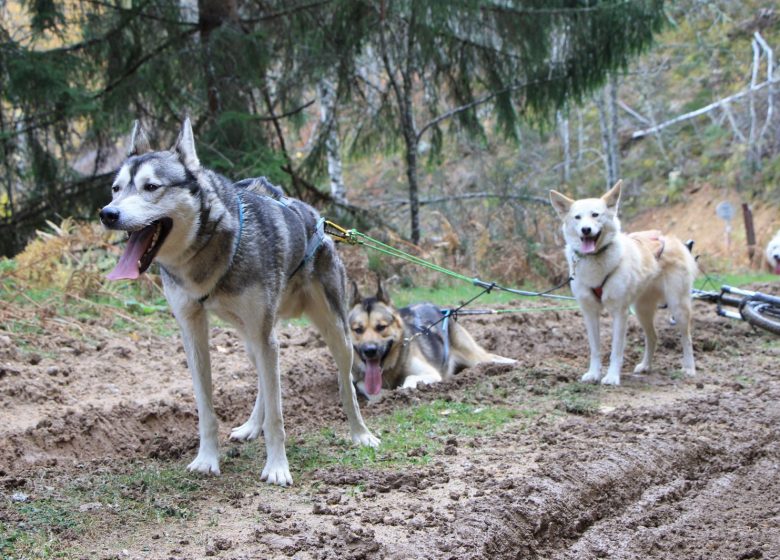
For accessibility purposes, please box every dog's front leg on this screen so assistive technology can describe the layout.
[230,346,264,442]
[174,303,221,475]
[580,303,603,383]
[602,307,629,385]
[304,294,380,448]
[249,328,292,486]
[402,358,443,389]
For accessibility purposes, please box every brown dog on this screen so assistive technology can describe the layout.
[348,280,515,399]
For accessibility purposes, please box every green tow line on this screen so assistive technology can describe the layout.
[325,221,576,307]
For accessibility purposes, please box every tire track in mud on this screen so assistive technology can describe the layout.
[464,384,780,560]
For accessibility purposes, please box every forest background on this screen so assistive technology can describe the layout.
[1,0,779,288]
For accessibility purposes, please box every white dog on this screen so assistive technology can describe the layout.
[766,230,780,274]
[550,181,698,385]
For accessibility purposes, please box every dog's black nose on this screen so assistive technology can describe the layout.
[361,344,379,359]
[581,226,592,236]
[99,206,120,226]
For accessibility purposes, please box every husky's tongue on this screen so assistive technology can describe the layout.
[364,359,383,396]
[775,262,780,275]
[581,236,598,254]
[107,224,157,280]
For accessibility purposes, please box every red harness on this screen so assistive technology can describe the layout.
[592,275,610,302]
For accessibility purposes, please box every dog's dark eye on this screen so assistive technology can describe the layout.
[574,215,581,220]
[353,326,364,335]
[112,185,121,193]
[375,324,386,333]
[145,183,160,192]
[592,212,599,218]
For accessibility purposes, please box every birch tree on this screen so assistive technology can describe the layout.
[361,0,665,244]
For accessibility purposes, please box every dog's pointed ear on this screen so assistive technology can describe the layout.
[375,275,390,304]
[549,190,574,218]
[128,120,151,157]
[173,117,200,171]
[602,180,622,210]
[350,281,362,308]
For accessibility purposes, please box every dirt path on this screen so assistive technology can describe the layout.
[1,298,779,559]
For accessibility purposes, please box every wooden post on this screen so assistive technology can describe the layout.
[742,202,756,264]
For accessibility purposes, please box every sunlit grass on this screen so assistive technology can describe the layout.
[694,271,778,291]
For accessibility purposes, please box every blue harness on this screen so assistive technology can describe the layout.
[197,179,326,303]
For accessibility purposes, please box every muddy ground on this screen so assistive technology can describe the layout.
[1,289,779,559]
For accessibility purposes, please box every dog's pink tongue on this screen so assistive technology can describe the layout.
[775,262,780,275]
[364,360,383,396]
[106,226,155,280]
[581,237,597,254]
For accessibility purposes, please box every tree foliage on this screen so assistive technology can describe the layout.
[0,0,665,255]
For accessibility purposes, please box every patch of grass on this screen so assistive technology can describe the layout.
[2,462,204,559]
[390,282,547,308]
[0,523,69,560]
[554,383,600,415]
[0,271,177,343]
[288,399,519,472]
[695,272,778,290]
[92,463,202,521]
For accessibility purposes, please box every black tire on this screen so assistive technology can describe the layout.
[740,300,780,335]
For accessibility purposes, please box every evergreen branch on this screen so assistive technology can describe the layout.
[240,0,332,24]
[96,28,200,99]
[416,85,519,142]
[482,1,646,16]
[82,0,196,28]
[0,173,112,229]
[370,191,550,208]
[251,99,316,121]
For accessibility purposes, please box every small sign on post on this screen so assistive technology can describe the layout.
[716,201,734,253]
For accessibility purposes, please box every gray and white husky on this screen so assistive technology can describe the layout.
[99,119,379,486]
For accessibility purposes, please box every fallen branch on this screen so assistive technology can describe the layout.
[370,191,550,208]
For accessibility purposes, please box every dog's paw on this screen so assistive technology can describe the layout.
[633,363,651,375]
[401,377,421,390]
[601,373,621,386]
[261,461,293,487]
[490,354,518,365]
[683,366,696,377]
[187,452,221,476]
[352,430,381,448]
[581,370,601,383]
[229,421,262,442]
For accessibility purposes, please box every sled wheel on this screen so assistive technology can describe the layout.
[740,300,780,336]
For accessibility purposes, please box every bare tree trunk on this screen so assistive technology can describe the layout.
[0,106,15,218]
[317,75,347,204]
[596,90,614,188]
[607,73,621,183]
[557,110,570,183]
[378,0,422,244]
[402,91,421,245]
[639,86,671,164]
[198,0,239,117]
[359,45,382,116]
[596,74,620,188]
[576,108,585,168]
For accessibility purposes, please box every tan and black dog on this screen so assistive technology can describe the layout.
[348,280,515,399]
